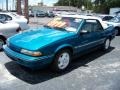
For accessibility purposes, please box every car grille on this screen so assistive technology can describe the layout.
[8,43,21,53]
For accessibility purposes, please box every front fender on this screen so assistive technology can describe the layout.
[54,44,73,54]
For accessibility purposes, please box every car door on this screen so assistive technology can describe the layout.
[0,22,19,38]
[74,19,102,54]
[4,15,17,37]
[91,20,106,46]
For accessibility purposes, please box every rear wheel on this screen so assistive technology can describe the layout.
[102,38,111,51]
[115,28,119,36]
[51,49,72,72]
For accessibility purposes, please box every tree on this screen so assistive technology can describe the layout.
[17,0,22,15]
[24,0,29,21]
[16,0,29,21]
[55,0,93,9]
[93,0,120,13]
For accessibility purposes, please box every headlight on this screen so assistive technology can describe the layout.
[21,49,42,56]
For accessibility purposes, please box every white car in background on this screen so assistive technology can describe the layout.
[54,11,77,16]
[0,12,29,30]
[104,16,120,35]
[0,21,20,50]
[98,14,115,21]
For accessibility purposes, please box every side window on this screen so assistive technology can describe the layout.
[81,21,93,33]
[103,16,113,21]
[93,20,103,32]
[5,15,12,21]
[0,14,6,21]
[82,19,97,33]
[81,19,103,33]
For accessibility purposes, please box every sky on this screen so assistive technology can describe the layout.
[0,0,58,10]
[29,0,58,6]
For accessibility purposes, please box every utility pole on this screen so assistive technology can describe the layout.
[6,0,8,11]
[69,0,70,6]
[2,0,3,10]
[17,0,22,15]
[41,0,43,5]
[12,0,15,10]
[24,0,29,22]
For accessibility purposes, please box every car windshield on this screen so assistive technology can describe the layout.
[109,17,120,23]
[44,17,82,32]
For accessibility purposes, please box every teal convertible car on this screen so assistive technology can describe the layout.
[3,15,115,72]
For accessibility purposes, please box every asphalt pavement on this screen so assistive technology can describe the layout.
[0,18,120,90]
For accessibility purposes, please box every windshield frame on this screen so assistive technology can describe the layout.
[44,17,83,33]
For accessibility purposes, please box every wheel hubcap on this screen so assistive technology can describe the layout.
[58,52,70,69]
[0,39,4,49]
[105,39,110,49]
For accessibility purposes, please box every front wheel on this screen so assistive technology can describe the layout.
[51,49,72,72]
[0,38,6,51]
[102,39,111,51]
[115,28,119,36]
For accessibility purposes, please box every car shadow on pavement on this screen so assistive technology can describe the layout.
[5,47,115,84]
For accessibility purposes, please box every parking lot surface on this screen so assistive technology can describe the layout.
[0,18,120,90]
[29,17,52,27]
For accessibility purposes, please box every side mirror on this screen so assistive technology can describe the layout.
[80,30,89,35]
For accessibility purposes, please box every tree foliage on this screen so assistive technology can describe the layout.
[55,0,120,14]
[93,0,120,13]
[54,0,92,9]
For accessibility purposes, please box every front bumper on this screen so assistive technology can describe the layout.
[3,45,53,69]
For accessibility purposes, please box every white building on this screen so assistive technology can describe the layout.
[110,8,120,15]
[29,4,79,13]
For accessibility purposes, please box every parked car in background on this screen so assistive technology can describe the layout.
[104,16,120,35]
[3,15,115,72]
[98,15,114,21]
[46,11,55,17]
[36,11,46,17]
[29,12,34,17]
[53,11,69,16]
[0,12,29,30]
[0,21,20,50]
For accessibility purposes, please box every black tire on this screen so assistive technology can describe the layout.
[0,37,6,51]
[115,28,119,36]
[102,38,111,51]
[51,49,72,72]
[16,27,21,32]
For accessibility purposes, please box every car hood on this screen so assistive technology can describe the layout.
[8,27,75,50]
[104,21,120,27]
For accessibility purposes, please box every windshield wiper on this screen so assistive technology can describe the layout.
[44,25,52,29]
[44,25,67,31]
[53,27,66,31]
